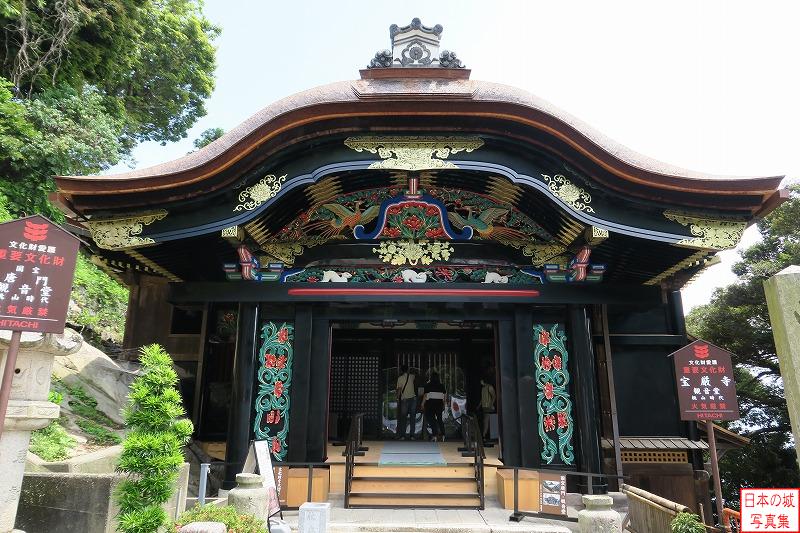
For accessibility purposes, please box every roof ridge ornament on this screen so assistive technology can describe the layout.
[367,17,465,69]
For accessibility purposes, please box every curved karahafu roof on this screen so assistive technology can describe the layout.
[51,19,787,290]
[55,74,784,214]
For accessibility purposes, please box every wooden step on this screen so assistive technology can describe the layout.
[350,479,477,494]
[347,494,481,508]
[352,465,474,478]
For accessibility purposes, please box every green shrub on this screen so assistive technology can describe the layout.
[30,421,76,461]
[76,418,122,445]
[69,254,128,343]
[115,344,193,533]
[48,389,63,406]
[671,512,706,533]
[173,505,267,533]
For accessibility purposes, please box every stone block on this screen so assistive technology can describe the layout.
[764,265,800,468]
[299,501,331,533]
[578,494,622,533]
[228,472,269,521]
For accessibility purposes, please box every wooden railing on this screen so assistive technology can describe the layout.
[722,508,740,532]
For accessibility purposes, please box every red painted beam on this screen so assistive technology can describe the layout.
[287,287,540,297]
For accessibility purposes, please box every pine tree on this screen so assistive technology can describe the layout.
[115,344,193,533]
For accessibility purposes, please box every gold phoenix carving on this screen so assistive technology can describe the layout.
[541,174,595,213]
[664,211,747,250]
[234,174,287,212]
[344,136,484,171]
[86,210,167,250]
[373,239,454,266]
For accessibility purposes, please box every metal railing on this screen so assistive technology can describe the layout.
[503,466,626,523]
[457,414,485,509]
[343,413,365,508]
[191,459,330,511]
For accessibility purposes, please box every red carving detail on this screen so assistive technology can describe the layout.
[539,330,551,346]
[544,381,554,400]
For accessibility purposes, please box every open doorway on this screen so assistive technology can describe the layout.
[328,321,497,442]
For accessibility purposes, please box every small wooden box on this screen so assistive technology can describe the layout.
[496,469,540,512]
[286,467,330,507]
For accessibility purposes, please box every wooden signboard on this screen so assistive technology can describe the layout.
[0,216,80,333]
[0,216,81,436]
[671,339,739,421]
[670,339,740,527]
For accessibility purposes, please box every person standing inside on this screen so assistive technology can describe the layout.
[478,376,496,440]
[395,364,416,440]
[423,372,447,442]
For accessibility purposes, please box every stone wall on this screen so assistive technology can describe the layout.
[15,463,189,533]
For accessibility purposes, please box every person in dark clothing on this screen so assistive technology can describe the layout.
[423,372,447,442]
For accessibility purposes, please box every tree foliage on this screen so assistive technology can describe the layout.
[192,126,224,151]
[0,0,218,143]
[116,344,193,533]
[686,185,800,502]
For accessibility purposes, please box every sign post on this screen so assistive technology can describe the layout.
[670,339,740,527]
[0,216,80,437]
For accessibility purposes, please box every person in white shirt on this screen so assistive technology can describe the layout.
[395,364,417,440]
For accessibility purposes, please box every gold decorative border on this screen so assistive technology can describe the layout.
[234,174,286,212]
[541,174,594,213]
[85,210,167,250]
[644,250,711,286]
[664,211,746,250]
[344,136,484,170]
[126,250,182,282]
[522,242,568,267]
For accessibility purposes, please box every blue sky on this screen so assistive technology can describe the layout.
[115,0,800,311]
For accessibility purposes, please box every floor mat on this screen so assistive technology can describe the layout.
[378,441,446,465]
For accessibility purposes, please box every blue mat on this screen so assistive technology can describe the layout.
[378,441,446,465]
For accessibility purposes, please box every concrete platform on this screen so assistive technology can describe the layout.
[278,494,577,532]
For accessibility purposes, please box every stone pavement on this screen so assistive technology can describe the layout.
[278,495,577,532]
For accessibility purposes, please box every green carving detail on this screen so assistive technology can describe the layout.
[253,322,294,461]
[534,323,574,466]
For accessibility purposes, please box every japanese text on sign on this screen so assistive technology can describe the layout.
[741,488,800,532]
[672,340,740,421]
[0,216,79,333]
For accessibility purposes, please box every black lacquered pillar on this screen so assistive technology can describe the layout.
[568,304,604,492]
[223,302,260,489]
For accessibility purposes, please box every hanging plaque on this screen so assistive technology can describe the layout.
[670,340,740,421]
[0,216,80,333]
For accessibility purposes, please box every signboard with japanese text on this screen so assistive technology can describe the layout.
[0,216,80,333]
[671,340,740,421]
[539,472,567,516]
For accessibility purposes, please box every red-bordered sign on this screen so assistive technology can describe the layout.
[0,216,80,333]
[670,339,740,422]
[741,488,800,532]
